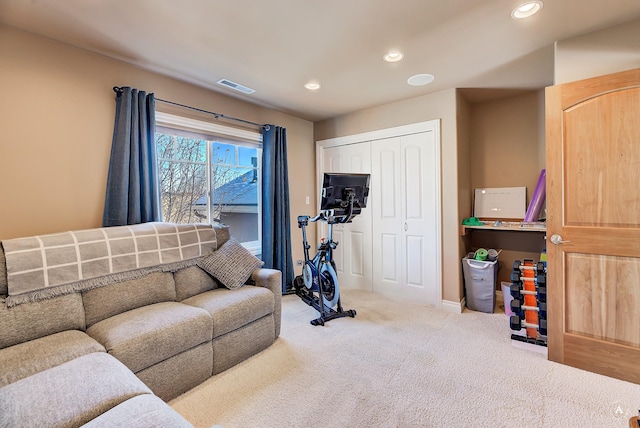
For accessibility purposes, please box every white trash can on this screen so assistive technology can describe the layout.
[462,256,498,313]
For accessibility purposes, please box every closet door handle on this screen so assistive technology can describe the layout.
[404,222,408,232]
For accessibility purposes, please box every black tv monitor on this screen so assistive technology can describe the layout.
[320,173,370,218]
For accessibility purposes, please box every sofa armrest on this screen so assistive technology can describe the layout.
[251,268,282,338]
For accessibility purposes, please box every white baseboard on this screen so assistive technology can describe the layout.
[441,297,465,313]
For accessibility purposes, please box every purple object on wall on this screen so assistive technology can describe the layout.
[524,169,546,222]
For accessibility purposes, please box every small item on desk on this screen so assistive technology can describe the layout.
[519,221,546,229]
[462,217,484,226]
[493,220,503,227]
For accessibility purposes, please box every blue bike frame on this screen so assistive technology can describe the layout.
[294,210,356,326]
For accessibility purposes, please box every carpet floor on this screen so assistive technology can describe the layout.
[170,289,640,427]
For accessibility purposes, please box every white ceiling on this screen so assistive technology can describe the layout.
[2,0,640,122]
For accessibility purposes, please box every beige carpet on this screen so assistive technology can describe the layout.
[170,289,640,427]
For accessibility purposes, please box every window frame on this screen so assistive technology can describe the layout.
[155,112,263,254]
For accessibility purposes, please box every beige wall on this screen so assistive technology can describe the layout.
[468,90,545,201]
[0,24,315,265]
[315,89,463,304]
[456,90,472,300]
[554,18,640,85]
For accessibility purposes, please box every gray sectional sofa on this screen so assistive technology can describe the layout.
[0,222,282,427]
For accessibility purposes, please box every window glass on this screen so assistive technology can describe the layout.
[238,146,258,167]
[212,142,236,165]
[155,124,261,254]
[157,134,208,224]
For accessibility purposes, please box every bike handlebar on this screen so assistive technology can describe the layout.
[309,209,354,225]
[310,213,326,223]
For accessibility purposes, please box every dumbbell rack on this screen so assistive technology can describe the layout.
[509,259,547,347]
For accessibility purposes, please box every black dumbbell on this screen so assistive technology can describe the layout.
[537,262,545,273]
[513,260,522,271]
[510,271,521,282]
[510,283,522,299]
[537,286,546,302]
[536,273,546,284]
[539,319,547,336]
[510,299,524,317]
[538,301,547,318]
[510,315,522,331]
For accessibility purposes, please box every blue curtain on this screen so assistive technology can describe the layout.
[261,125,294,293]
[103,87,161,226]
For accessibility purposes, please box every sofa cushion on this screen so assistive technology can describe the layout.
[213,315,275,374]
[174,265,217,301]
[86,302,212,373]
[81,394,193,428]
[136,342,213,402]
[82,271,176,328]
[0,352,152,428]
[197,239,263,290]
[182,286,274,338]
[0,330,105,387]
[0,293,86,349]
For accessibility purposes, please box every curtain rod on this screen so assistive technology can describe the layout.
[112,86,270,131]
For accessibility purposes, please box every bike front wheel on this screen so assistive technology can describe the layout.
[318,262,340,308]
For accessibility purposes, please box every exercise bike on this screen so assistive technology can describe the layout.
[293,173,370,326]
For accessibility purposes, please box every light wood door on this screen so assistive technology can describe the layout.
[371,131,440,306]
[546,68,640,383]
[322,142,372,291]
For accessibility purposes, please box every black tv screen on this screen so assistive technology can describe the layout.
[320,173,370,217]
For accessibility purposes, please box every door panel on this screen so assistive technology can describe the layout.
[403,133,438,305]
[565,253,640,347]
[380,148,399,219]
[372,138,403,295]
[350,231,365,276]
[381,233,399,282]
[406,235,423,286]
[404,145,423,219]
[564,89,640,227]
[372,131,439,305]
[546,67,640,383]
[322,143,372,290]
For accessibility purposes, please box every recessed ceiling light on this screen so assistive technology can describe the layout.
[383,51,404,63]
[304,81,321,91]
[511,1,543,19]
[407,74,435,86]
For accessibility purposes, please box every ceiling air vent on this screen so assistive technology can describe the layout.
[216,79,255,94]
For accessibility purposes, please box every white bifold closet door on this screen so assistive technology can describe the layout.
[371,132,440,306]
[317,121,441,307]
[322,142,372,291]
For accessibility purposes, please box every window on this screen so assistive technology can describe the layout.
[155,112,262,254]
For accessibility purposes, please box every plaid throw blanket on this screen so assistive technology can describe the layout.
[2,222,217,306]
